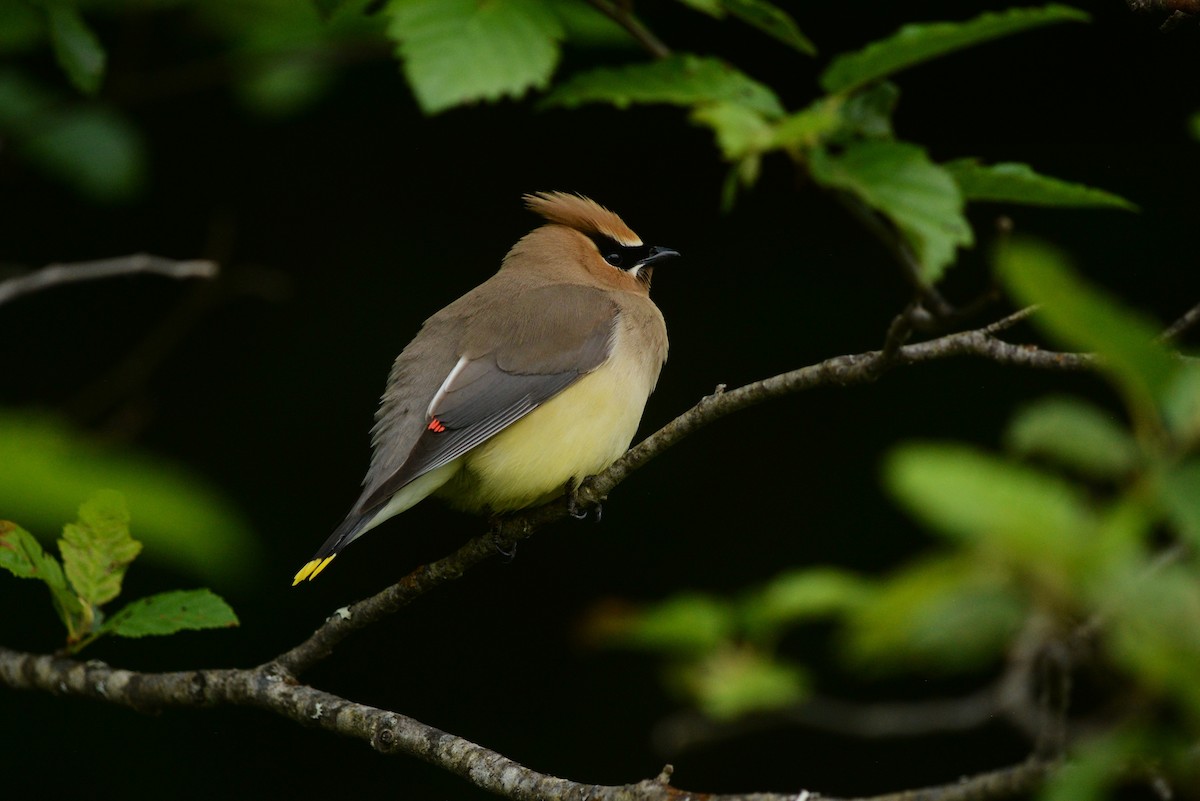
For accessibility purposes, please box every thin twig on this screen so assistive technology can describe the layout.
[1159,301,1200,342]
[0,254,218,306]
[583,0,672,59]
[653,689,1003,755]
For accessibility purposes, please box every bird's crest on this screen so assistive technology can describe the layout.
[524,191,642,247]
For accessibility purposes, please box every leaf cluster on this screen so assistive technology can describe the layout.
[596,241,1200,798]
[0,491,238,654]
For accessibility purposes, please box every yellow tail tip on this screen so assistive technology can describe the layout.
[292,554,337,585]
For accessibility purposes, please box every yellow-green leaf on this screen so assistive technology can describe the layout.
[59,490,141,607]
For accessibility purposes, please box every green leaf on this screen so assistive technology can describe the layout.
[1040,732,1139,801]
[1156,460,1200,550]
[1106,565,1200,718]
[720,0,816,56]
[1163,362,1200,444]
[0,520,86,636]
[44,1,106,95]
[543,54,785,118]
[58,491,142,608]
[1006,396,1139,479]
[0,411,260,587]
[845,556,1025,672]
[769,82,896,153]
[886,443,1096,581]
[0,520,63,582]
[744,568,872,633]
[671,0,814,54]
[610,593,736,655]
[945,159,1136,210]
[820,5,1089,94]
[809,140,972,284]
[995,238,1178,415]
[312,0,359,20]
[234,57,335,118]
[690,101,773,160]
[0,3,44,54]
[672,0,724,17]
[676,645,807,718]
[100,589,239,638]
[23,105,146,201]
[834,80,898,140]
[386,0,563,114]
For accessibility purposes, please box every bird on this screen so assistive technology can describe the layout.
[293,191,679,584]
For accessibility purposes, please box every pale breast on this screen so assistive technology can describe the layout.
[441,302,667,512]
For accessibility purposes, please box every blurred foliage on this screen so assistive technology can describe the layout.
[590,240,1200,798]
[3,1,1196,798]
[0,411,260,587]
[0,491,238,653]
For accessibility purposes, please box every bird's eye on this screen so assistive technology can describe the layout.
[605,253,624,267]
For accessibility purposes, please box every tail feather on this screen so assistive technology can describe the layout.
[291,510,373,585]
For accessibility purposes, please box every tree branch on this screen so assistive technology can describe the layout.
[0,254,218,306]
[277,308,1090,676]
[0,306,1160,801]
[583,0,672,59]
[0,644,1054,801]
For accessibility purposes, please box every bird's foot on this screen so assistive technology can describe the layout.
[565,479,603,522]
[488,518,518,561]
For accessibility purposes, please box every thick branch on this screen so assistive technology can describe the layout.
[0,644,1053,801]
[0,254,218,306]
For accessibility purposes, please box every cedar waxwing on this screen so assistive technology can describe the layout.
[294,192,678,583]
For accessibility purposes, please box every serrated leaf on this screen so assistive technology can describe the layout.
[945,159,1136,210]
[995,238,1177,415]
[543,54,785,118]
[101,589,238,638]
[1,521,63,582]
[845,556,1025,672]
[809,140,972,284]
[44,1,106,95]
[58,491,141,607]
[1006,396,1139,479]
[0,520,86,635]
[387,0,563,114]
[676,645,807,718]
[821,5,1088,94]
[886,444,1096,579]
[721,0,815,56]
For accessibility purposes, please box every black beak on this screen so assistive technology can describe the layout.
[637,246,681,270]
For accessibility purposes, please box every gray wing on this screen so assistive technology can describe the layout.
[355,283,617,514]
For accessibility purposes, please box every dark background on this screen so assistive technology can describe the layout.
[2,1,1198,797]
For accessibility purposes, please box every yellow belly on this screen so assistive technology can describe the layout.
[437,352,655,512]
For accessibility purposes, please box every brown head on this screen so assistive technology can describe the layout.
[501,191,680,293]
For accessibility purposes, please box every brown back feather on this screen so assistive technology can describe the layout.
[523,191,642,246]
